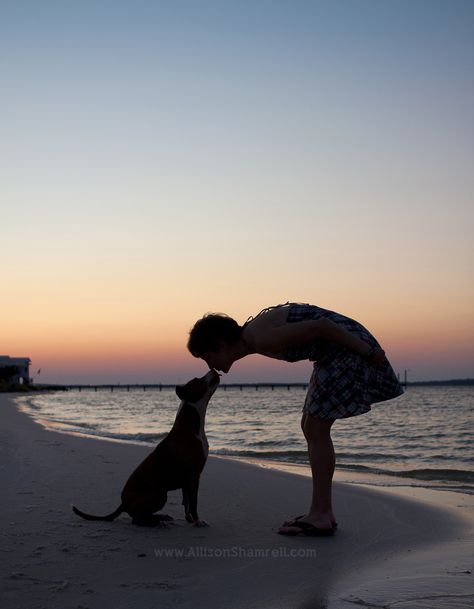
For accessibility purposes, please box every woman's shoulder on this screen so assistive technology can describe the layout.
[240,305,287,356]
[246,303,291,326]
[241,304,290,344]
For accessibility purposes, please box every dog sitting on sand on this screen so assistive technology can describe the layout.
[72,369,219,527]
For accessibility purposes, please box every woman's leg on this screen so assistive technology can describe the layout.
[304,414,335,524]
[279,413,335,532]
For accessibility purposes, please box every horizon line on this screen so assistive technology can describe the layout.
[35,377,474,389]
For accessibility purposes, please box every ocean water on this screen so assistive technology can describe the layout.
[15,386,474,495]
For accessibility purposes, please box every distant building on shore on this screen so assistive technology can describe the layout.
[0,356,31,385]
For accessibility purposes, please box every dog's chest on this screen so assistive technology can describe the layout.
[176,401,209,456]
[193,405,209,456]
[198,428,209,458]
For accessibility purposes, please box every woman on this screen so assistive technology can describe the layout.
[187,302,404,536]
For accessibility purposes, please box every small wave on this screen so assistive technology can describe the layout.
[336,451,412,462]
[132,432,168,442]
[251,439,298,448]
[212,449,309,462]
[16,397,42,411]
[38,422,167,446]
[336,463,474,484]
[103,431,167,444]
[62,420,99,431]
[212,449,474,487]
[392,467,474,483]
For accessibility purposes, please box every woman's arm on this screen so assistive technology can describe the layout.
[252,318,384,362]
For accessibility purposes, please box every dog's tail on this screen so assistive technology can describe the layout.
[72,503,124,522]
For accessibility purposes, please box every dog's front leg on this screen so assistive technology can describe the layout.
[183,477,208,527]
[182,487,190,517]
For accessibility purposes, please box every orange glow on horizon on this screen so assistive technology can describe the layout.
[6,314,472,385]
[3,262,473,383]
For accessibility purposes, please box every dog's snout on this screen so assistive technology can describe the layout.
[209,369,220,385]
[202,368,220,387]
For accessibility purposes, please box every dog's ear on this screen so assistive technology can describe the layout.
[176,379,205,402]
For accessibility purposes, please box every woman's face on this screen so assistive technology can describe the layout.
[201,342,234,373]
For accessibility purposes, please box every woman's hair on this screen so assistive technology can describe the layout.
[187,313,242,357]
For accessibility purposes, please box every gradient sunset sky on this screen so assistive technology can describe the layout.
[3,1,473,383]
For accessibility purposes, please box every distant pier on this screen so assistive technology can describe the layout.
[59,383,309,392]
[31,377,474,394]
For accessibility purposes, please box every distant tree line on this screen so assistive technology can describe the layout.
[408,378,474,386]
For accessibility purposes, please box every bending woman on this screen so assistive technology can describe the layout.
[187,302,404,536]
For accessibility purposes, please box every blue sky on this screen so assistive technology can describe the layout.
[2,1,473,382]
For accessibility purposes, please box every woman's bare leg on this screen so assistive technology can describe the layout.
[305,415,335,525]
[279,413,335,532]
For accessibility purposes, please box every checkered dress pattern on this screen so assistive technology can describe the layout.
[281,303,404,420]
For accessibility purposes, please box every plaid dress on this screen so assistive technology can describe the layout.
[257,303,404,420]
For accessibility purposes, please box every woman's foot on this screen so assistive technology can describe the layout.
[282,514,305,527]
[282,512,337,529]
[278,520,335,537]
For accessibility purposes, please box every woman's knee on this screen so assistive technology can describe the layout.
[300,413,307,436]
[303,414,333,441]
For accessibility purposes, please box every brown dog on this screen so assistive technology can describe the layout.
[72,369,220,526]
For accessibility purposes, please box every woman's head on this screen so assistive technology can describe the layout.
[188,313,242,372]
[188,314,241,356]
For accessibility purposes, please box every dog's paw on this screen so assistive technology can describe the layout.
[194,519,209,528]
[157,514,174,522]
[185,513,195,523]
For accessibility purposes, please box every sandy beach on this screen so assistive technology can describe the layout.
[1,393,472,609]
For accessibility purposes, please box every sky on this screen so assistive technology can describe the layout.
[2,0,473,384]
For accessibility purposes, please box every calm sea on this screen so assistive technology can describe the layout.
[15,386,474,495]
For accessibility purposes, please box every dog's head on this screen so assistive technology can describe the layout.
[175,369,220,405]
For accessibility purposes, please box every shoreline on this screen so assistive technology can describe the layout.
[215,454,474,499]
[2,393,473,608]
[16,395,473,498]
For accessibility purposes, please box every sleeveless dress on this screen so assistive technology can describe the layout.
[244,303,404,420]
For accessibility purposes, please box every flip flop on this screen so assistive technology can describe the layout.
[278,520,335,537]
[283,514,338,529]
[282,514,305,527]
